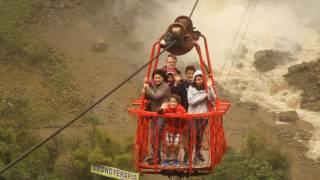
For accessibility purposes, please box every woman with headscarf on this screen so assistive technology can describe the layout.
[187,70,216,163]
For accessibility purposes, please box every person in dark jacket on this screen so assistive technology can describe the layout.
[166,70,176,90]
[172,65,196,110]
[171,65,196,163]
[182,65,196,89]
[142,69,171,165]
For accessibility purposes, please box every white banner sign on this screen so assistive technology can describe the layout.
[91,164,139,180]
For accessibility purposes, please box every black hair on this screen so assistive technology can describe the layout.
[170,94,181,104]
[152,69,168,82]
[185,65,196,73]
[191,74,204,90]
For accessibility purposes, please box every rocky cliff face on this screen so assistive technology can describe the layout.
[284,58,320,111]
[253,49,296,72]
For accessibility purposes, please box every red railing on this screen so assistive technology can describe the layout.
[129,100,230,175]
[129,34,230,176]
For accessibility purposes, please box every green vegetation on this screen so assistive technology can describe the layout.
[0,94,61,179]
[69,116,134,179]
[0,0,48,66]
[0,127,61,179]
[0,1,292,179]
[0,0,85,116]
[206,132,290,180]
[0,0,72,91]
[0,96,32,127]
[0,110,134,180]
[0,1,135,179]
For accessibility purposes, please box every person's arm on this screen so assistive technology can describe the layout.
[188,87,207,106]
[176,105,186,114]
[157,108,165,114]
[141,82,148,95]
[145,84,169,100]
[173,74,183,87]
[207,79,216,103]
[158,102,169,114]
[207,86,216,102]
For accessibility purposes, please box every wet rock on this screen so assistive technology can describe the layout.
[295,130,312,141]
[278,111,299,123]
[235,63,244,69]
[253,49,296,72]
[237,101,259,112]
[284,58,320,111]
[92,39,108,52]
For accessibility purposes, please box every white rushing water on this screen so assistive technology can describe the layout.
[128,0,320,160]
[214,1,320,160]
[197,0,320,160]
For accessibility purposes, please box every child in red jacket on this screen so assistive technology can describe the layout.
[158,94,186,166]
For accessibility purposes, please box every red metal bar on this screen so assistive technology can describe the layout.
[195,42,217,114]
[188,118,195,173]
[142,117,149,163]
[132,113,228,174]
[200,35,214,82]
[140,41,160,111]
[128,109,228,118]
[136,116,145,164]
[200,34,221,104]
[147,41,159,78]
[129,30,231,176]
[194,43,208,90]
[212,116,218,165]
[153,43,161,71]
[154,118,159,172]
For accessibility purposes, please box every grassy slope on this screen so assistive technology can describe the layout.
[2,1,320,180]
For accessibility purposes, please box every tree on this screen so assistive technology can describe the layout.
[206,132,290,180]
[0,128,61,180]
[69,116,134,179]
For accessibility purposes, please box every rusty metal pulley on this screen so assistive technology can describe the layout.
[160,15,200,56]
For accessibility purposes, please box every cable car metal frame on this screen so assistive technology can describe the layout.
[128,29,230,176]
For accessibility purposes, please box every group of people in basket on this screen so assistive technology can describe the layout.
[142,54,216,166]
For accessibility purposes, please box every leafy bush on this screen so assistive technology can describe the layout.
[0,96,32,124]
[206,132,290,180]
[69,116,134,179]
[0,127,61,180]
[114,153,134,171]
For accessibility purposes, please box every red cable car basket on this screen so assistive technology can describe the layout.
[128,18,230,176]
[129,100,229,176]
